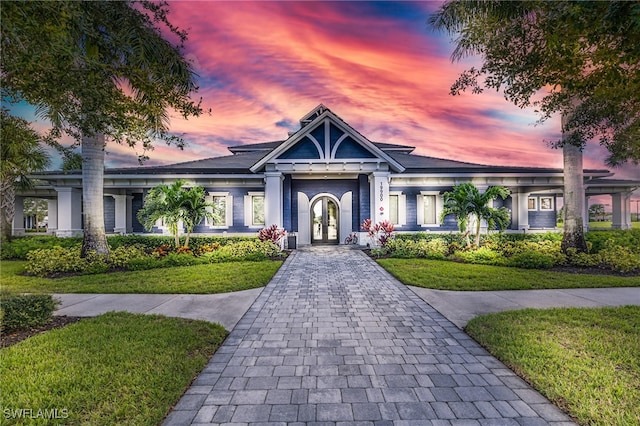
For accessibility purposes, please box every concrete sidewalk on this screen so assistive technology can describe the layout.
[55,286,640,331]
[54,288,263,331]
[410,286,640,328]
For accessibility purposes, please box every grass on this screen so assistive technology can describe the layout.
[0,312,227,425]
[466,306,640,426]
[377,258,640,291]
[0,260,282,294]
[588,221,640,229]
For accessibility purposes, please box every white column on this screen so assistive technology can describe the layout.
[369,172,390,222]
[264,172,283,227]
[612,192,632,230]
[516,192,530,230]
[47,199,58,233]
[297,192,310,245]
[126,195,133,233]
[584,195,591,231]
[111,195,130,234]
[12,196,25,236]
[339,191,353,243]
[55,187,83,237]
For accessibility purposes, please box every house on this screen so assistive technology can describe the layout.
[14,105,639,244]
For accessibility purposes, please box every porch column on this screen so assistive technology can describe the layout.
[55,187,83,237]
[584,195,591,230]
[47,199,58,233]
[611,192,632,230]
[12,196,25,236]
[370,171,390,222]
[264,172,283,227]
[111,194,133,234]
[514,192,530,230]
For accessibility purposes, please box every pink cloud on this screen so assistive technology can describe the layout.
[92,0,636,200]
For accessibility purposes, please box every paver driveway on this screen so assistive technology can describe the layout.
[164,246,574,425]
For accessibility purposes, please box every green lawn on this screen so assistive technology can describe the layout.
[588,221,640,229]
[377,258,640,291]
[1,260,282,294]
[0,312,226,425]
[466,306,640,426]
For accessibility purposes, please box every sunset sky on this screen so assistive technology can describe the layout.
[9,1,639,198]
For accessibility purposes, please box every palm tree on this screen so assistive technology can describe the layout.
[441,183,510,247]
[467,186,511,246]
[440,183,475,247]
[180,186,219,248]
[0,111,50,241]
[589,204,606,222]
[137,180,188,248]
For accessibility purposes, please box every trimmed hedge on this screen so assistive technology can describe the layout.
[24,240,285,277]
[0,235,260,260]
[389,231,639,273]
[0,294,59,332]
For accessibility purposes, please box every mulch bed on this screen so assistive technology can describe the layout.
[1,316,83,348]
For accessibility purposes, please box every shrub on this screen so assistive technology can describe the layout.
[387,238,448,260]
[223,240,281,260]
[507,251,558,269]
[566,248,600,268]
[0,294,59,332]
[126,257,161,271]
[362,219,395,247]
[151,244,173,258]
[26,246,93,277]
[108,245,147,269]
[0,236,81,260]
[597,245,640,273]
[453,247,506,266]
[258,225,287,245]
[586,229,640,253]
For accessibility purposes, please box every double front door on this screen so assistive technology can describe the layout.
[311,197,338,244]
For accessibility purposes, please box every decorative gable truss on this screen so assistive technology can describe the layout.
[250,105,404,174]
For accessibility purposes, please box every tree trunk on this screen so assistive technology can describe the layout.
[475,215,482,246]
[81,134,110,257]
[0,178,15,242]
[561,142,588,253]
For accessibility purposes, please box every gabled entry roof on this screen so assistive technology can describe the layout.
[249,104,405,173]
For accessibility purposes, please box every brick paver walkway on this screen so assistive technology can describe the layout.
[164,246,575,425]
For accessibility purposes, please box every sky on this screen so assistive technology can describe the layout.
[9,1,639,202]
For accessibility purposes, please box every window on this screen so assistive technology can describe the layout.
[389,195,399,225]
[540,197,554,211]
[387,191,406,226]
[211,196,226,226]
[207,192,233,228]
[244,192,265,227]
[528,197,537,211]
[417,191,440,226]
[423,195,436,224]
[252,195,265,226]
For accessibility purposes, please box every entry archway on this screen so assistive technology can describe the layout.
[310,196,339,245]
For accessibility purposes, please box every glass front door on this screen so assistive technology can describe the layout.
[311,197,339,244]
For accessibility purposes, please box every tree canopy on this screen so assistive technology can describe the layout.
[1,0,203,153]
[430,0,640,167]
[2,0,204,255]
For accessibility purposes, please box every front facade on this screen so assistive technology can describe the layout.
[15,105,639,243]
